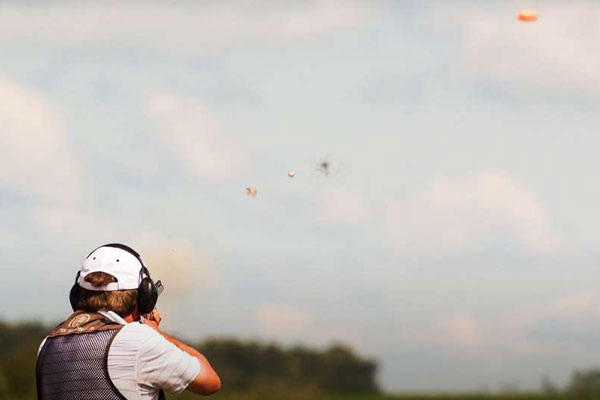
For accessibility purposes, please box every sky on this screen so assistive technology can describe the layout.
[2,0,600,392]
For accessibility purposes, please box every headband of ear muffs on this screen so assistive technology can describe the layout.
[69,243,158,315]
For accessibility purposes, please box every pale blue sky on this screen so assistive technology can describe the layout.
[2,0,600,392]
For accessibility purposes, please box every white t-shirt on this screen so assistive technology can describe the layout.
[38,311,201,400]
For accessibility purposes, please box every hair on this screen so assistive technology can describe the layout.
[76,272,138,317]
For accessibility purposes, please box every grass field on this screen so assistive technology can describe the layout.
[169,389,568,400]
[169,394,572,400]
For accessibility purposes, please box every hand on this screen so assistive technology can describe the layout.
[142,309,162,332]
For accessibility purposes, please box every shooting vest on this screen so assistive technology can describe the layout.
[36,311,125,400]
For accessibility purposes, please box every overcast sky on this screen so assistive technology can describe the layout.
[3,0,600,392]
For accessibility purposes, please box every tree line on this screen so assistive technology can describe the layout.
[0,317,379,400]
[7,315,600,400]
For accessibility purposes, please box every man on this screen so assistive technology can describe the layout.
[36,243,221,400]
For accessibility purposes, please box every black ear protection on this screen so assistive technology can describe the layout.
[69,243,159,315]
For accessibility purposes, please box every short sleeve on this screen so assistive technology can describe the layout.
[135,326,201,394]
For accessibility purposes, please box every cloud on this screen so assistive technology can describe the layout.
[31,206,113,238]
[132,233,220,294]
[319,186,370,224]
[550,291,600,316]
[436,313,485,351]
[0,73,101,238]
[511,291,600,351]
[449,3,600,96]
[0,1,378,51]
[282,0,375,39]
[146,92,247,180]
[257,303,314,337]
[255,303,365,349]
[446,290,600,358]
[0,73,82,205]
[387,169,565,254]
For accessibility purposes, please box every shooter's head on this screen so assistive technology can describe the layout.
[74,271,138,318]
[69,243,159,318]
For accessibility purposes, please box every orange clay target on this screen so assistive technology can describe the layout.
[518,9,538,22]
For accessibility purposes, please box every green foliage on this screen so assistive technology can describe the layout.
[0,367,10,400]
[0,320,48,400]
[0,318,378,400]
[568,369,600,398]
[5,314,600,400]
[171,393,562,400]
[197,338,378,395]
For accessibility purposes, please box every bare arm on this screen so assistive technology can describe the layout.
[143,311,221,396]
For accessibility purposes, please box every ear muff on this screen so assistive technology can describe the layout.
[137,273,158,314]
[69,272,81,311]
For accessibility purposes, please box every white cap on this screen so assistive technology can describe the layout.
[78,246,144,291]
